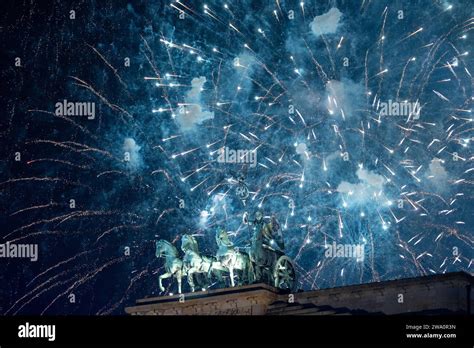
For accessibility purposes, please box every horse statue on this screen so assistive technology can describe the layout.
[215,228,255,287]
[155,240,184,294]
[181,234,224,292]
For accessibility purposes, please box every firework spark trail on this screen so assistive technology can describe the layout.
[141,33,176,120]
[151,168,174,183]
[26,249,100,287]
[155,208,177,225]
[396,57,417,101]
[96,268,150,315]
[27,109,97,139]
[6,270,84,315]
[7,230,85,244]
[86,43,128,90]
[5,210,118,239]
[0,177,89,193]
[70,76,134,123]
[412,19,472,98]
[26,158,91,170]
[40,256,128,315]
[61,141,116,158]
[96,170,127,178]
[95,224,145,243]
[9,202,59,217]
[25,140,95,161]
[5,246,114,315]
[6,237,145,314]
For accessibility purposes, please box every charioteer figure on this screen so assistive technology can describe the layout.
[245,211,285,282]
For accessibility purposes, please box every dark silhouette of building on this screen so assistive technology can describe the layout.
[125,272,473,315]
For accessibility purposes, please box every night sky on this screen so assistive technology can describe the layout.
[0,0,472,314]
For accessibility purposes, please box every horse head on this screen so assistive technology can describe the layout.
[216,228,233,248]
[155,239,178,258]
[181,234,199,253]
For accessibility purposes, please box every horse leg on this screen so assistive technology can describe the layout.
[235,269,241,286]
[187,270,196,292]
[177,274,182,294]
[214,268,223,285]
[248,259,255,283]
[243,256,251,284]
[236,259,244,286]
[240,265,247,286]
[206,268,213,288]
[159,272,171,293]
[239,265,245,286]
[230,267,235,287]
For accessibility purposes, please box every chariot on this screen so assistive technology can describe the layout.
[251,241,297,291]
